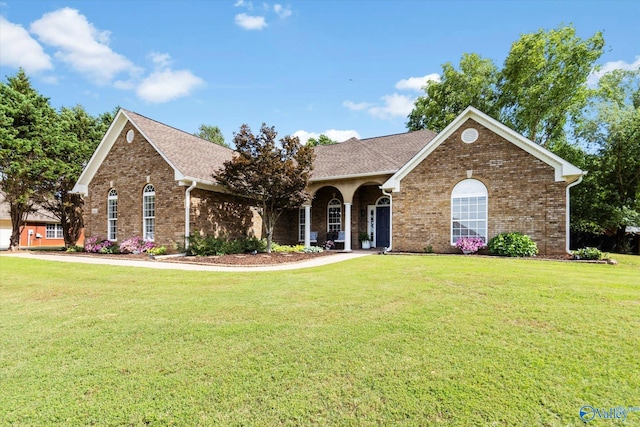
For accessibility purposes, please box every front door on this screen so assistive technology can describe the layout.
[376,205,390,248]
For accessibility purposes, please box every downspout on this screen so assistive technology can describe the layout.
[184,181,197,250]
[381,188,393,253]
[565,174,584,254]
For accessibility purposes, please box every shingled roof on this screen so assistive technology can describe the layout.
[122,110,234,182]
[311,128,437,180]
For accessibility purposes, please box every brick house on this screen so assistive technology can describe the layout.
[72,107,584,255]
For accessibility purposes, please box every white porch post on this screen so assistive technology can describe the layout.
[344,202,352,252]
[303,204,311,247]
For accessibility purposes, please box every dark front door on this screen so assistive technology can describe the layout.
[376,206,390,248]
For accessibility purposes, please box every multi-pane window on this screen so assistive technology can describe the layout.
[143,184,155,241]
[46,223,63,239]
[107,188,118,241]
[451,179,488,244]
[327,198,342,232]
[298,207,305,241]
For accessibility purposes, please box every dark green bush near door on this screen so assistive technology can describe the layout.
[488,232,538,257]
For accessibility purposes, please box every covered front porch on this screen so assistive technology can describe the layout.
[298,180,392,252]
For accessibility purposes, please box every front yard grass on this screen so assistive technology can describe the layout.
[1,254,638,426]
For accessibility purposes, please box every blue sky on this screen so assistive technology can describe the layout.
[1,0,638,145]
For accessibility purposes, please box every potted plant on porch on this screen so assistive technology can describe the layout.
[359,231,372,249]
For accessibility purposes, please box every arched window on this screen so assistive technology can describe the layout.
[327,198,342,232]
[143,184,155,241]
[451,179,487,245]
[107,188,118,241]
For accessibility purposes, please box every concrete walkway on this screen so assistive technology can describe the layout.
[1,250,373,272]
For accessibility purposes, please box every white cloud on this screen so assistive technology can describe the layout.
[395,73,440,91]
[235,13,267,30]
[0,16,52,73]
[136,69,204,103]
[343,100,372,111]
[367,93,415,120]
[588,56,640,87]
[293,129,360,144]
[274,4,292,18]
[234,0,253,8]
[29,7,134,84]
[149,52,172,68]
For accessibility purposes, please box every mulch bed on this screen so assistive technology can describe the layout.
[36,250,338,266]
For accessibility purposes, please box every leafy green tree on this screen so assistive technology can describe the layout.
[38,105,113,247]
[499,26,604,147]
[307,134,337,147]
[407,26,605,148]
[214,124,314,253]
[0,69,57,250]
[194,124,228,147]
[407,53,500,132]
[571,69,640,250]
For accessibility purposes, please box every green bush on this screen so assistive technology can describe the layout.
[303,246,324,253]
[187,234,266,256]
[488,232,538,257]
[572,247,604,260]
[272,243,306,253]
[147,246,167,256]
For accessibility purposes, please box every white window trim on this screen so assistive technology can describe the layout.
[451,179,488,245]
[46,223,63,239]
[143,184,155,242]
[327,198,342,233]
[108,188,118,241]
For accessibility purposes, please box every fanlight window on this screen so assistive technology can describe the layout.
[327,198,342,232]
[107,188,118,241]
[451,179,487,245]
[143,184,155,241]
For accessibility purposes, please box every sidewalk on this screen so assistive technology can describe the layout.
[1,250,373,272]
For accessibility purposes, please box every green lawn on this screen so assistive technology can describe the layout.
[1,254,639,426]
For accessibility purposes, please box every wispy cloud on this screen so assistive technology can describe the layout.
[0,16,52,73]
[135,52,204,103]
[293,129,360,144]
[588,56,640,87]
[29,7,136,85]
[344,74,436,120]
[234,1,291,30]
[235,13,267,30]
[395,73,440,91]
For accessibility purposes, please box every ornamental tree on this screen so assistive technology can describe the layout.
[214,123,314,253]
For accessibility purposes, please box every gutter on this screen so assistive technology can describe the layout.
[184,181,197,249]
[565,174,585,254]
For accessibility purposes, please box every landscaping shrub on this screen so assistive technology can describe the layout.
[573,247,605,260]
[302,246,324,253]
[84,236,119,254]
[271,243,306,253]
[147,246,167,256]
[488,232,538,257]
[119,236,155,254]
[187,234,266,256]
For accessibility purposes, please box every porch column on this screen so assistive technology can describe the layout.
[344,202,352,252]
[303,204,311,247]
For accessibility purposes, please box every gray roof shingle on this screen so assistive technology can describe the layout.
[311,129,437,180]
[123,110,234,182]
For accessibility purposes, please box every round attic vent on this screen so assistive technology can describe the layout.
[461,128,479,143]
[126,129,134,143]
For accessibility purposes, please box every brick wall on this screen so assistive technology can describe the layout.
[393,119,567,255]
[84,123,261,250]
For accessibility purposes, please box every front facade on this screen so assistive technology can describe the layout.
[73,107,583,255]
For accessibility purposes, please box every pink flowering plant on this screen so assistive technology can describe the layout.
[84,236,118,254]
[119,236,155,254]
[455,237,485,254]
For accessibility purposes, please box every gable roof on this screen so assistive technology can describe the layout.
[382,106,585,192]
[73,109,234,195]
[311,129,437,181]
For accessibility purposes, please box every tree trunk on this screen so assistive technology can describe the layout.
[8,201,30,251]
[62,193,84,248]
